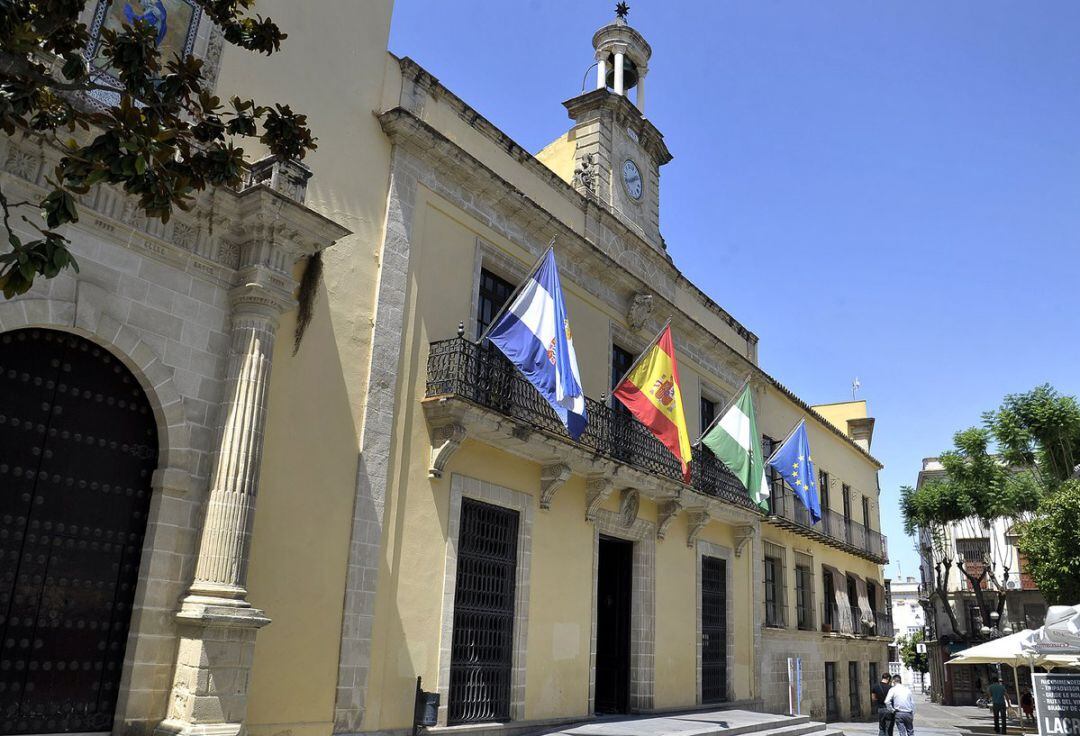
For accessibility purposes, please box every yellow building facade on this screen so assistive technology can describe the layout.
[0,4,889,736]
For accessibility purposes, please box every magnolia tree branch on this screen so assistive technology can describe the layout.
[0,2,316,298]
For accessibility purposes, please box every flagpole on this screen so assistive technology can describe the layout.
[695,373,753,444]
[765,418,806,465]
[476,238,555,344]
[612,317,672,391]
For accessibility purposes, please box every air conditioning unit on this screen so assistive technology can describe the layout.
[1006,580,1019,590]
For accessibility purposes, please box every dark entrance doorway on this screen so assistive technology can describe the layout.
[700,555,727,703]
[0,329,158,735]
[595,535,632,715]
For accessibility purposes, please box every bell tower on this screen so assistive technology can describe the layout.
[562,3,672,252]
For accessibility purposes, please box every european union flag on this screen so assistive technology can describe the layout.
[766,420,822,523]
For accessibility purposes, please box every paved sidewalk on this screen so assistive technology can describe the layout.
[536,709,809,736]
[829,693,1036,736]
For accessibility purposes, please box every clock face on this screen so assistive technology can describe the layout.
[622,159,643,200]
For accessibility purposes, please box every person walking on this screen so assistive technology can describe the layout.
[988,677,1010,734]
[872,673,895,736]
[885,675,916,736]
[1020,689,1035,725]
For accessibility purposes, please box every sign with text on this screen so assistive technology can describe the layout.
[1033,673,1080,735]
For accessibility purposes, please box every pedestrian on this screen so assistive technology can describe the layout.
[1020,689,1035,725]
[885,674,916,736]
[872,673,895,736]
[988,677,1010,734]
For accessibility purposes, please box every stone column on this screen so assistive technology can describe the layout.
[596,56,608,90]
[635,68,646,113]
[157,243,295,736]
[613,50,625,95]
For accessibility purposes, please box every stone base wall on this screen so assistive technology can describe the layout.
[760,628,889,722]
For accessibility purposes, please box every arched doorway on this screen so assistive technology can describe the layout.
[0,328,158,735]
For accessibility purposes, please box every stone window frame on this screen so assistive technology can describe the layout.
[695,540,735,704]
[468,238,529,341]
[763,540,788,629]
[608,322,649,402]
[589,508,656,713]
[438,474,534,724]
[794,551,816,632]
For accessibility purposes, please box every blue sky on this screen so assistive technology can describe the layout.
[388,2,1080,580]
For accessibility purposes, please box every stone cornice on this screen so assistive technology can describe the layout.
[378,106,883,470]
[0,134,349,292]
[392,56,753,347]
[563,88,672,166]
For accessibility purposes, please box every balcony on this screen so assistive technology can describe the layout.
[821,604,895,638]
[424,337,762,516]
[768,489,888,564]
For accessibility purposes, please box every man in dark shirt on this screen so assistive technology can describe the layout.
[872,673,895,736]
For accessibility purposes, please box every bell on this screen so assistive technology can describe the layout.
[604,54,638,91]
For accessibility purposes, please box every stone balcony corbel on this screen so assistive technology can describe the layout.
[656,498,682,541]
[539,463,572,509]
[734,525,756,557]
[686,510,711,547]
[585,477,615,522]
[430,422,467,479]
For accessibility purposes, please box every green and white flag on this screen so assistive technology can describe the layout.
[701,383,770,510]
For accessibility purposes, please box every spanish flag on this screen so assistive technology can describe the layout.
[613,323,693,481]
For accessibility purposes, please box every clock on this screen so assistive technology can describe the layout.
[622,159,643,200]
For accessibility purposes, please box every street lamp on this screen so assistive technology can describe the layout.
[981,625,992,636]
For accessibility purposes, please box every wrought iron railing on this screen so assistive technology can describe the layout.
[875,612,895,639]
[821,603,894,638]
[769,490,888,562]
[426,337,761,512]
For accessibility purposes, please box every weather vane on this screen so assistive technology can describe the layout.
[615,2,630,19]
[852,376,861,400]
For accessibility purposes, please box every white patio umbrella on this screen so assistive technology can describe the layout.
[945,629,1079,707]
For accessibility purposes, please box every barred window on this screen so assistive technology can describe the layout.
[764,541,786,628]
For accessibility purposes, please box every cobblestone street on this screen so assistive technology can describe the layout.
[830,693,1037,736]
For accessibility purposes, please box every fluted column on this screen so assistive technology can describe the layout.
[189,301,278,601]
[158,269,294,736]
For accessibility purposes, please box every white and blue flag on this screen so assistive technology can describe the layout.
[487,248,587,439]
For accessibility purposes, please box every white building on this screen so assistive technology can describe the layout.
[888,576,928,688]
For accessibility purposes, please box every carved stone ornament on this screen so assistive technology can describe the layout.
[686,510,710,547]
[429,423,467,478]
[733,525,756,557]
[627,293,654,331]
[540,463,572,510]
[573,153,598,195]
[585,477,615,522]
[656,499,682,541]
[618,488,640,528]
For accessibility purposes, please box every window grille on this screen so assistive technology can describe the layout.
[795,552,815,631]
[764,541,786,628]
[448,499,519,724]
